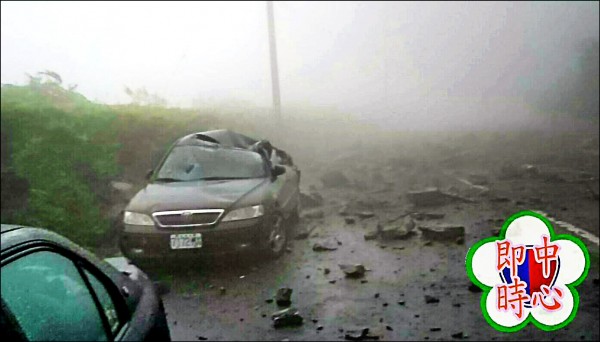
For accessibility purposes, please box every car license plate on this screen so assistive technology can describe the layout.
[170,233,202,249]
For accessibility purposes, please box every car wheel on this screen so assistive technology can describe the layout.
[266,215,287,258]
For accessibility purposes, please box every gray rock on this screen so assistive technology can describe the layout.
[303,209,325,219]
[313,241,338,252]
[275,287,293,306]
[380,223,415,240]
[363,230,379,241]
[419,225,465,242]
[321,170,350,188]
[272,307,304,328]
[425,295,439,304]
[300,192,324,208]
[356,211,375,219]
[344,328,379,340]
[339,264,366,278]
[412,212,445,220]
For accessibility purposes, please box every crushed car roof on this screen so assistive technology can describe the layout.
[178,129,259,149]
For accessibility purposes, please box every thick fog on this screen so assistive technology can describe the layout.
[1,1,598,130]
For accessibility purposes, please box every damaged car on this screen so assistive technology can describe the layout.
[119,130,301,265]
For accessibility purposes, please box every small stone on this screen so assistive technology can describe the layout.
[329,280,337,284]
[313,241,338,252]
[357,211,375,219]
[317,325,324,331]
[424,295,439,304]
[219,287,226,295]
[430,327,441,332]
[197,336,208,341]
[361,280,368,284]
[272,307,304,328]
[265,298,274,304]
[339,264,367,278]
[383,303,388,307]
[374,293,380,298]
[275,287,293,306]
[451,332,464,339]
[452,303,461,308]
[386,326,393,331]
[364,230,379,240]
[345,217,356,224]
[324,268,331,275]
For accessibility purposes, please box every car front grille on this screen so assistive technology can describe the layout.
[152,209,224,228]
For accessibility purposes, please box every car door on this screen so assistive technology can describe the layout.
[1,247,130,341]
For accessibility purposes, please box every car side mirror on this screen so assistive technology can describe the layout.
[145,169,154,180]
[271,165,286,180]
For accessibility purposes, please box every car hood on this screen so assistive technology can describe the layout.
[126,178,269,213]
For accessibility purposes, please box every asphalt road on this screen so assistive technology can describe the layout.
[150,133,599,341]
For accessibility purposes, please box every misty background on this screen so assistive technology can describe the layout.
[1,1,598,130]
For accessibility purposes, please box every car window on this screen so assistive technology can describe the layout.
[1,251,108,341]
[156,145,266,181]
[83,268,122,334]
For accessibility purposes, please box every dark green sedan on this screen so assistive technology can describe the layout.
[119,130,301,265]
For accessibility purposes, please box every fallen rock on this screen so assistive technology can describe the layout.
[294,228,310,240]
[356,211,375,219]
[364,230,379,241]
[339,205,352,216]
[321,170,350,188]
[344,328,380,341]
[313,241,338,252]
[303,209,325,219]
[451,332,464,339]
[339,264,366,278]
[467,173,489,186]
[300,192,324,209]
[424,295,440,304]
[272,307,304,328]
[419,225,465,242]
[407,188,472,207]
[412,212,445,220]
[380,225,415,240]
[324,268,330,275]
[275,287,293,306]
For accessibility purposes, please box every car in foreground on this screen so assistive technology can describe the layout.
[1,224,170,341]
[119,129,301,265]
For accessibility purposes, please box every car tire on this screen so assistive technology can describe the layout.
[265,214,287,259]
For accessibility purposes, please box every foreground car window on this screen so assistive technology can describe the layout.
[1,251,108,341]
[156,145,266,181]
[83,269,122,335]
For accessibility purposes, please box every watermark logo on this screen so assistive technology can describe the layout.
[466,211,589,332]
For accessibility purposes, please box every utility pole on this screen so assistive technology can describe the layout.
[267,1,282,119]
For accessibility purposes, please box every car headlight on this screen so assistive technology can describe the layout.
[123,211,155,226]
[221,205,264,222]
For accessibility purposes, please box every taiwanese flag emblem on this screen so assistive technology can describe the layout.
[499,245,560,308]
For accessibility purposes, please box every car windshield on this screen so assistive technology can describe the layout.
[154,145,266,182]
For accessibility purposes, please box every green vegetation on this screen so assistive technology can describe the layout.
[1,83,119,246]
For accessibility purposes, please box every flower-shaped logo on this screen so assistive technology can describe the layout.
[466,211,590,332]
